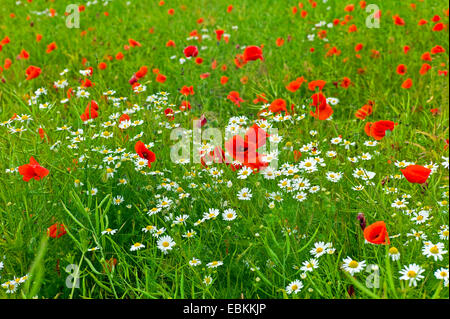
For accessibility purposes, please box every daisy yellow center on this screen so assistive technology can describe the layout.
[440,271,448,277]
[133,243,141,247]
[430,246,439,254]
[389,247,398,254]
[316,247,323,253]
[443,230,449,237]
[417,215,423,221]
[407,270,417,278]
[162,241,169,247]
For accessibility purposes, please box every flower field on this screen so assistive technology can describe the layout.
[0,0,448,299]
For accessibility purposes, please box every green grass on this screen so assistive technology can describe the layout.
[0,0,448,299]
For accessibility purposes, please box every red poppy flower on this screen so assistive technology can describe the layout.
[396,64,407,75]
[183,45,198,57]
[355,43,363,52]
[48,223,67,239]
[220,76,229,85]
[156,73,166,83]
[401,78,412,89]
[119,114,130,123]
[135,141,156,167]
[19,49,29,59]
[419,63,432,75]
[308,79,326,91]
[1,36,10,45]
[253,93,268,104]
[276,38,284,47]
[179,101,191,111]
[421,52,432,61]
[164,108,175,120]
[243,46,263,62]
[432,22,444,31]
[81,78,93,88]
[224,133,268,171]
[364,120,397,140]
[268,99,287,113]
[18,156,49,182]
[431,45,445,54]
[400,165,432,184]
[25,65,41,80]
[135,66,148,79]
[180,85,194,96]
[128,38,142,47]
[364,221,390,245]
[80,100,99,121]
[166,40,175,47]
[344,4,354,12]
[340,77,352,88]
[46,42,57,53]
[38,127,46,140]
[393,15,405,26]
[355,102,373,120]
[418,19,428,26]
[215,29,224,41]
[286,77,306,92]
[227,91,244,107]
[116,52,124,60]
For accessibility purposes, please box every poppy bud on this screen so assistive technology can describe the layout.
[357,213,366,231]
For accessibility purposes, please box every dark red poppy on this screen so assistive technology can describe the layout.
[396,64,407,75]
[183,45,198,57]
[18,156,49,182]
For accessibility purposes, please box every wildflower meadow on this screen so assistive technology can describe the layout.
[0,0,449,301]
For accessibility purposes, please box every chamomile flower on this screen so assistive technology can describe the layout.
[189,258,201,266]
[101,228,117,235]
[237,187,252,200]
[157,235,176,254]
[130,242,145,251]
[222,209,237,221]
[399,264,425,287]
[207,260,223,268]
[341,257,366,275]
[285,280,303,294]
[422,242,448,261]
[388,247,401,261]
